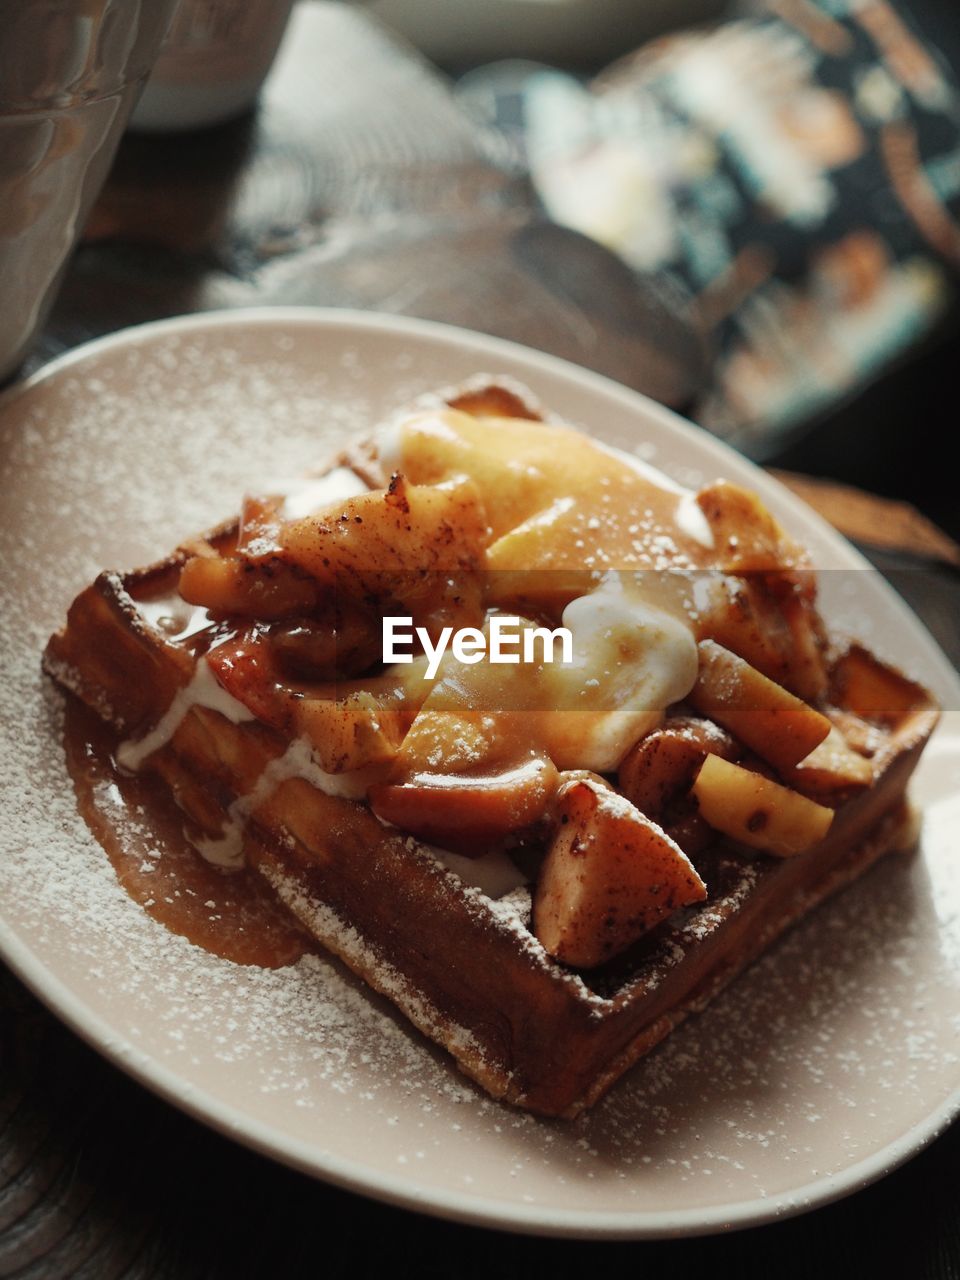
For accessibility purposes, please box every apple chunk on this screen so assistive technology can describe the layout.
[293,691,404,773]
[280,473,489,634]
[692,754,833,857]
[781,725,873,795]
[618,716,738,818]
[179,553,318,619]
[696,480,804,573]
[369,754,559,856]
[533,776,707,969]
[689,639,831,772]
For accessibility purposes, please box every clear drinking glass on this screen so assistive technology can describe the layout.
[0,0,178,382]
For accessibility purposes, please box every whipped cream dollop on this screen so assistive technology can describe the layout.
[549,573,699,772]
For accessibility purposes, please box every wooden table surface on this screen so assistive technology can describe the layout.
[3,4,957,1274]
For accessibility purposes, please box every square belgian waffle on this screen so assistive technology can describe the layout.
[44,385,939,1117]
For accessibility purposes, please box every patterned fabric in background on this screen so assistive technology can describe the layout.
[523,0,960,454]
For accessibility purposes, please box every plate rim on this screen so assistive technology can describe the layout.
[1,305,958,1239]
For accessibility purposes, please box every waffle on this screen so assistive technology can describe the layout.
[44,385,939,1118]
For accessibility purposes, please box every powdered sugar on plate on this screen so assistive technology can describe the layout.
[0,310,958,1236]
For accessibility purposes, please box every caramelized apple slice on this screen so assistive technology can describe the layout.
[179,554,319,619]
[778,584,830,701]
[188,473,489,636]
[696,573,793,675]
[280,473,488,634]
[696,480,805,573]
[692,754,834,857]
[782,725,874,795]
[293,692,404,773]
[379,686,561,848]
[689,639,831,772]
[280,472,488,581]
[391,708,501,775]
[369,754,559,856]
[696,571,828,702]
[618,716,739,818]
[204,630,288,728]
[533,775,707,969]
[269,611,381,681]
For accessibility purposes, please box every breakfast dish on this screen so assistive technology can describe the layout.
[43,376,939,1118]
[2,311,958,1233]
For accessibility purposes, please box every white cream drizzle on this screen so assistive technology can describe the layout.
[675,492,715,548]
[116,658,255,773]
[189,736,374,869]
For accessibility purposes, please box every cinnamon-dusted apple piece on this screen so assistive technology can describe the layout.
[279,472,486,578]
[182,474,490,637]
[689,639,831,772]
[533,774,707,969]
[696,479,805,573]
[781,725,874,796]
[617,716,740,857]
[179,552,319,619]
[370,753,559,856]
[369,700,561,854]
[618,716,739,817]
[695,572,829,702]
[692,754,834,857]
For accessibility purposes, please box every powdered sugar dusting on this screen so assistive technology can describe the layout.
[1,313,958,1233]
[260,862,494,1078]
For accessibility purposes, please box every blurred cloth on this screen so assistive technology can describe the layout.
[510,0,960,454]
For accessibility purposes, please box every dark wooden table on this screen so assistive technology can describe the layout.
[3,4,958,1274]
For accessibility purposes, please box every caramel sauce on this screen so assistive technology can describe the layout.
[63,696,314,968]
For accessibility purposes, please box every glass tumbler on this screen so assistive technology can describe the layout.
[0,0,178,382]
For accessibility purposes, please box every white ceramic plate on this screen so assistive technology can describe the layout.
[0,309,957,1239]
